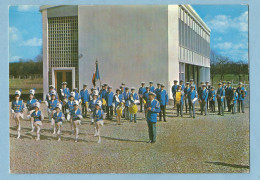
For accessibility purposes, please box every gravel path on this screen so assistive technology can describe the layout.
[9,104,249,174]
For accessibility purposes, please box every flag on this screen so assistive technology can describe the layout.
[92,72,96,87]
[95,60,100,81]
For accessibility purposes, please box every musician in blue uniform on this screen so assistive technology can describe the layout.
[60,82,70,114]
[66,92,76,124]
[93,101,105,143]
[230,87,238,114]
[222,81,227,111]
[190,79,197,91]
[99,84,107,113]
[138,82,146,112]
[171,80,178,107]
[179,80,185,90]
[89,91,99,125]
[184,82,190,114]
[113,89,124,116]
[149,81,155,93]
[154,83,161,99]
[123,87,130,120]
[130,87,139,123]
[11,90,25,139]
[216,82,225,116]
[70,101,83,142]
[30,102,44,141]
[225,82,233,112]
[26,89,38,132]
[158,84,168,122]
[146,92,161,143]
[143,86,150,118]
[236,82,247,113]
[197,82,203,99]
[206,81,210,109]
[73,88,81,103]
[120,85,125,94]
[199,84,208,116]
[46,91,59,127]
[45,85,58,101]
[53,103,65,141]
[105,86,114,120]
[209,86,216,112]
[80,84,90,117]
[188,85,198,118]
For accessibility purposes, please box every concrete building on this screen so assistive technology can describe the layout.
[40,5,210,99]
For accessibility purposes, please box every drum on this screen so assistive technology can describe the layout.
[129,104,138,114]
[102,98,107,106]
[176,91,182,104]
[116,106,123,116]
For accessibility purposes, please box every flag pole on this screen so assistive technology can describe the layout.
[96,59,102,90]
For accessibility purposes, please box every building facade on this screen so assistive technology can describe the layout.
[40,5,210,99]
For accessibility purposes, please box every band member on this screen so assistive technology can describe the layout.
[80,84,90,117]
[11,90,25,139]
[226,82,232,112]
[53,103,65,141]
[89,88,96,101]
[146,92,160,143]
[154,83,161,99]
[105,86,114,120]
[45,85,58,101]
[188,85,198,118]
[230,87,238,114]
[206,81,210,109]
[26,89,38,132]
[30,102,44,141]
[73,88,81,104]
[197,82,203,110]
[93,100,105,143]
[70,101,83,142]
[116,101,125,125]
[138,82,146,112]
[216,82,225,116]
[149,81,155,93]
[199,84,208,116]
[209,86,216,112]
[189,79,197,91]
[236,82,247,113]
[120,85,125,94]
[184,82,191,114]
[113,89,124,124]
[99,84,107,113]
[143,86,150,118]
[129,87,139,123]
[175,85,184,117]
[171,80,178,107]
[66,92,76,133]
[179,80,185,90]
[158,84,168,122]
[89,91,99,125]
[222,81,227,111]
[123,87,131,120]
[60,82,70,113]
[46,91,59,133]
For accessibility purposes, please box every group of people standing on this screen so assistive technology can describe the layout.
[10,79,247,144]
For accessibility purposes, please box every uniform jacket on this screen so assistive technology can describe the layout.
[74,92,81,101]
[225,86,232,98]
[158,89,169,106]
[138,87,146,97]
[230,91,238,104]
[31,110,43,122]
[209,90,216,101]
[89,99,98,111]
[80,89,90,103]
[123,91,131,107]
[216,87,225,102]
[60,88,70,99]
[93,109,105,122]
[188,90,198,104]
[12,100,25,113]
[113,94,124,107]
[53,111,65,123]
[66,100,75,111]
[70,108,82,121]
[143,91,150,104]
[236,87,247,101]
[199,89,208,101]
[171,85,178,96]
[175,90,185,104]
[99,89,107,100]
[105,91,114,107]
[146,99,161,123]
[48,99,59,111]
[149,86,155,93]
[130,92,139,104]
[155,88,161,99]
[26,99,38,111]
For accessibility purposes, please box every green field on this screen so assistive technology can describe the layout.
[211,74,249,87]
[9,78,43,94]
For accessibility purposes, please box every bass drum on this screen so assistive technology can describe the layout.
[102,98,107,106]
[116,106,123,116]
[129,104,138,114]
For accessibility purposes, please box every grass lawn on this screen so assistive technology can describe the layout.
[9,78,43,94]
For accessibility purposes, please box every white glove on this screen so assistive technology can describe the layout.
[45,101,48,107]
[134,100,139,104]
[10,109,14,114]
[112,103,115,108]
[67,114,71,121]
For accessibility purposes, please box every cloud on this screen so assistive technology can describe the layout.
[214,42,248,50]
[206,11,248,33]
[19,37,42,47]
[10,56,22,62]
[9,27,20,41]
[17,5,39,12]
[214,37,222,41]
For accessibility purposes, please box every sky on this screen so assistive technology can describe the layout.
[9,5,248,63]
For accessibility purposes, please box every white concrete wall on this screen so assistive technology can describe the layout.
[78,5,169,90]
[168,5,180,99]
[42,9,49,100]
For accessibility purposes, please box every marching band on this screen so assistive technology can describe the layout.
[10,80,247,143]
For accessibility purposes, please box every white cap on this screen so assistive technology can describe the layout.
[15,90,21,96]
[29,89,35,95]
[50,90,56,96]
[55,103,62,110]
[93,90,99,96]
[96,100,102,107]
[73,101,79,106]
[34,102,41,108]
[70,92,75,97]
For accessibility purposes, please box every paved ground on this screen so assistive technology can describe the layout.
[9,104,249,174]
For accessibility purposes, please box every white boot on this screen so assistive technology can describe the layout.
[98,136,101,144]
[94,127,97,136]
